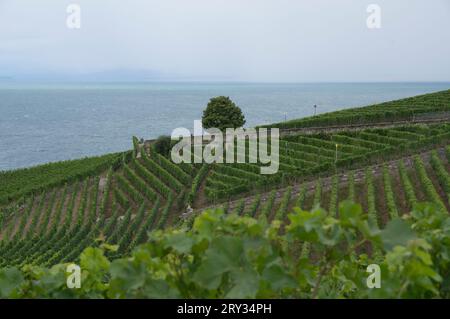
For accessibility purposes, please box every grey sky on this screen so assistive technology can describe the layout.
[0,0,449,82]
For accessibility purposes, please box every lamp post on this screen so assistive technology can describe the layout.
[314,104,317,116]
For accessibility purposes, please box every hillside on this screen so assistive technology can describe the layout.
[267,89,450,129]
[0,89,450,269]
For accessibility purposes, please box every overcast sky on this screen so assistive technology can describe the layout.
[0,0,449,82]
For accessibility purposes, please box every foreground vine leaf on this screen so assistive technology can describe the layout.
[1,202,450,299]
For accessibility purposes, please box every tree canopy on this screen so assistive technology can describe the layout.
[202,96,246,131]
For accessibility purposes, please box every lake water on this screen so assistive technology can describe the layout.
[1,82,449,171]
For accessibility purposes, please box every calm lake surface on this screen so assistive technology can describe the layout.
[1,82,449,171]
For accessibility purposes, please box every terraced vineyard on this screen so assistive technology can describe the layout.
[0,145,198,267]
[204,123,450,202]
[213,146,450,229]
[1,89,450,268]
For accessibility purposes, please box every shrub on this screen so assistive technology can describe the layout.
[153,135,172,157]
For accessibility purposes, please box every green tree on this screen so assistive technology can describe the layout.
[153,135,172,157]
[202,96,246,131]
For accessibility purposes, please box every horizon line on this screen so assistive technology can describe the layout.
[1,79,450,85]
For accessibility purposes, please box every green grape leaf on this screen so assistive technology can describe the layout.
[0,267,24,298]
[193,236,243,289]
[164,232,194,254]
[381,218,417,251]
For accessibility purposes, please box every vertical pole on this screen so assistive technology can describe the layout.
[335,143,339,216]
[335,144,338,164]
